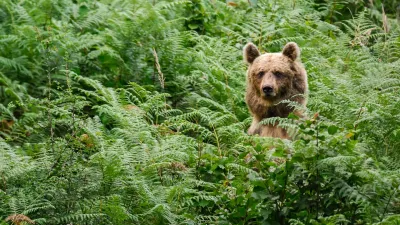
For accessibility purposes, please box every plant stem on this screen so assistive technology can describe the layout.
[315,122,320,220]
[381,189,396,221]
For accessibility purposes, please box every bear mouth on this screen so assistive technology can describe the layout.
[261,95,278,104]
[262,88,288,101]
[261,91,286,104]
[262,92,277,100]
[264,92,276,97]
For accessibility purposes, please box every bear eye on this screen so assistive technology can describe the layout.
[257,71,264,78]
[274,72,284,78]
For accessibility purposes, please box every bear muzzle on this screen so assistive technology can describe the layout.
[262,85,276,97]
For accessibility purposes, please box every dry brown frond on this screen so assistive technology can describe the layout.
[170,162,187,171]
[152,48,165,89]
[273,157,286,165]
[382,5,389,33]
[5,214,35,225]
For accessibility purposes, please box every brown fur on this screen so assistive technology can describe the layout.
[243,42,308,139]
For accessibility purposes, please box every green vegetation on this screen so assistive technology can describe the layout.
[1,0,400,224]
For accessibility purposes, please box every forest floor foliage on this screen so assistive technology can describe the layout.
[1,0,400,224]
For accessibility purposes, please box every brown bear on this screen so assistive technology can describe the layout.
[243,42,308,139]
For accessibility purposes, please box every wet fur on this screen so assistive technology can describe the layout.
[244,43,308,139]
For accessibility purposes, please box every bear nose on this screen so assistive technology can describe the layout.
[262,86,273,94]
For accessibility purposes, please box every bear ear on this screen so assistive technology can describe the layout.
[282,42,300,61]
[243,43,260,64]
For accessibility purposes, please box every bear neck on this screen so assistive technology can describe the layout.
[264,104,292,118]
[246,88,295,121]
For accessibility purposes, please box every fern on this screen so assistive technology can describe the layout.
[1,0,400,224]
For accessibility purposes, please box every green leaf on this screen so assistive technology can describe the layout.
[188,23,199,29]
[198,200,209,207]
[251,190,268,200]
[328,125,339,135]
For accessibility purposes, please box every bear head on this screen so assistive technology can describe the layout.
[243,42,306,105]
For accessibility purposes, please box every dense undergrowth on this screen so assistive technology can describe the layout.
[1,0,400,224]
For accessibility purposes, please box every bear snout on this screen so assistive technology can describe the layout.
[262,85,276,97]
